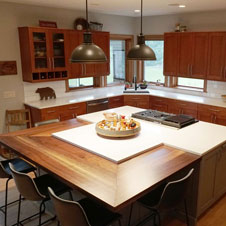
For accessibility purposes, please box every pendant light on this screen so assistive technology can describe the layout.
[70,0,107,63]
[127,0,156,60]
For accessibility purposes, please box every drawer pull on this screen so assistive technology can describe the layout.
[47,110,56,113]
[69,106,79,110]
[209,109,220,112]
[113,98,121,101]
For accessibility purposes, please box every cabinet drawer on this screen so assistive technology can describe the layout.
[41,106,60,121]
[109,96,124,108]
[124,95,149,102]
[59,102,87,117]
[149,96,170,112]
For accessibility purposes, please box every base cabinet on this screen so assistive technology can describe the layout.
[124,95,149,109]
[197,143,226,216]
[26,102,86,125]
[149,96,170,112]
[108,96,124,109]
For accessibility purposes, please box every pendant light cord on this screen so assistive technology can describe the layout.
[140,0,143,35]
[86,0,89,31]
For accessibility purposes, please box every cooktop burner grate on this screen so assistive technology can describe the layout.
[132,110,198,128]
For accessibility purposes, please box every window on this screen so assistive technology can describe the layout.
[68,77,94,89]
[144,40,165,84]
[108,40,126,84]
[177,77,206,91]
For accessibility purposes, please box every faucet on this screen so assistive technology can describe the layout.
[134,76,138,90]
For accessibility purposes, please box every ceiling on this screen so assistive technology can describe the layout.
[2,0,226,17]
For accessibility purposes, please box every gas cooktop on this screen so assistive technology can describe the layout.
[132,110,198,128]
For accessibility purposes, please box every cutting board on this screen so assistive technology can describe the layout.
[52,122,162,163]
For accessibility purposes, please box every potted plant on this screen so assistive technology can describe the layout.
[139,80,148,89]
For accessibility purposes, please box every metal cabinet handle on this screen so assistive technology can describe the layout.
[68,106,79,110]
[52,57,54,69]
[187,64,190,75]
[87,101,109,106]
[209,109,220,112]
[224,66,226,79]
[221,66,224,77]
[113,98,121,101]
[47,110,56,113]
[48,58,51,68]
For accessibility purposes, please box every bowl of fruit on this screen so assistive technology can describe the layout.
[95,113,141,138]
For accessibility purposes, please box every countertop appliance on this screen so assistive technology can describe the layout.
[87,98,109,113]
[132,110,198,128]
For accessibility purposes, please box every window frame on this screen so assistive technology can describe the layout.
[138,35,167,86]
[174,77,207,92]
[104,34,134,86]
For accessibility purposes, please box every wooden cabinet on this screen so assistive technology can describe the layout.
[26,102,86,125]
[93,32,110,76]
[197,104,226,126]
[69,31,110,78]
[108,96,124,109]
[164,33,179,76]
[177,33,193,78]
[149,96,170,112]
[207,32,226,81]
[177,32,208,79]
[198,144,226,216]
[18,27,69,82]
[124,95,149,109]
[168,100,197,118]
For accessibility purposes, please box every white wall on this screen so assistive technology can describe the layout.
[0,2,135,133]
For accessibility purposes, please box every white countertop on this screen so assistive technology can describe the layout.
[24,86,226,109]
[75,106,226,158]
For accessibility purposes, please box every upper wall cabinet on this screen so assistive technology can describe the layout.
[177,32,208,79]
[18,27,110,82]
[68,31,110,78]
[18,27,69,82]
[164,32,226,81]
[163,33,178,76]
[207,32,226,81]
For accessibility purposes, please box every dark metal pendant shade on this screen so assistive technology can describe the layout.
[70,32,107,63]
[70,0,107,64]
[127,35,156,60]
[127,0,156,61]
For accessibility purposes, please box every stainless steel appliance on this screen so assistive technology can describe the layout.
[132,110,198,128]
[87,98,109,113]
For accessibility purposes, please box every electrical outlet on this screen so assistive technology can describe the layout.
[3,91,16,98]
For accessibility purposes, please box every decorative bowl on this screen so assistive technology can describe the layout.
[95,120,141,138]
[139,84,148,89]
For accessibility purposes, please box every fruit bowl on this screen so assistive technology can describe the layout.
[95,113,141,138]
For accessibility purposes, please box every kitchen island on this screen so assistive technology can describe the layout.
[1,106,226,225]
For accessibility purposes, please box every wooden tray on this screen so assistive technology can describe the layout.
[95,121,141,138]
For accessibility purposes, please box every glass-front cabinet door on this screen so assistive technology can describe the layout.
[49,30,68,72]
[30,28,51,73]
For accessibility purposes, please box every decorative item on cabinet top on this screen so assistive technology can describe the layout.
[39,20,57,28]
[74,17,89,31]
[36,87,56,100]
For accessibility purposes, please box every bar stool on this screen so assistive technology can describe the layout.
[48,187,122,226]
[128,168,194,226]
[0,158,36,226]
[9,163,72,226]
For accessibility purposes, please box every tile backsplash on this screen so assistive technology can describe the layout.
[23,80,226,103]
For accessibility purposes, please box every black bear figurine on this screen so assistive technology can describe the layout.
[35,87,56,100]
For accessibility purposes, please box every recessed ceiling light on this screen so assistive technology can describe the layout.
[179,4,186,8]
[134,9,140,13]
